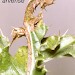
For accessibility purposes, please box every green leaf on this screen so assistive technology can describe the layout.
[30,21,48,75]
[41,36,60,51]
[0,35,9,49]
[1,20,75,75]
[0,47,11,73]
[53,35,75,58]
[34,20,48,41]
[13,46,28,73]
[31,21,75,75]
[0,35,28,75]
[40,35,75,60]
[30,20,48,58]
[33,60,47,75]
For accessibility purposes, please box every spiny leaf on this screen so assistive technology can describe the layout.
[41,36,60,51]
[0,35,28,75]
[40,35,75,60]
[53,35,75,58]
[31,21,75,75]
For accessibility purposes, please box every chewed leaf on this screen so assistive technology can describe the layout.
[0,35,27,75]
[14,46,28,72]
[0,46,28,75]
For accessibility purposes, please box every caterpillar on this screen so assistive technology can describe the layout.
[24,0,55,30]
[11,1,55,75]
[11,0,55,45]
[24,0,55,75]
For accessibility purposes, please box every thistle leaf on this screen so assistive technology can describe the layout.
[0,35,28,75]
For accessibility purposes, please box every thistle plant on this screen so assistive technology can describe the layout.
[0,0,75,75]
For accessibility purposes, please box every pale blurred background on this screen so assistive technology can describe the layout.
[0,0,75,75]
